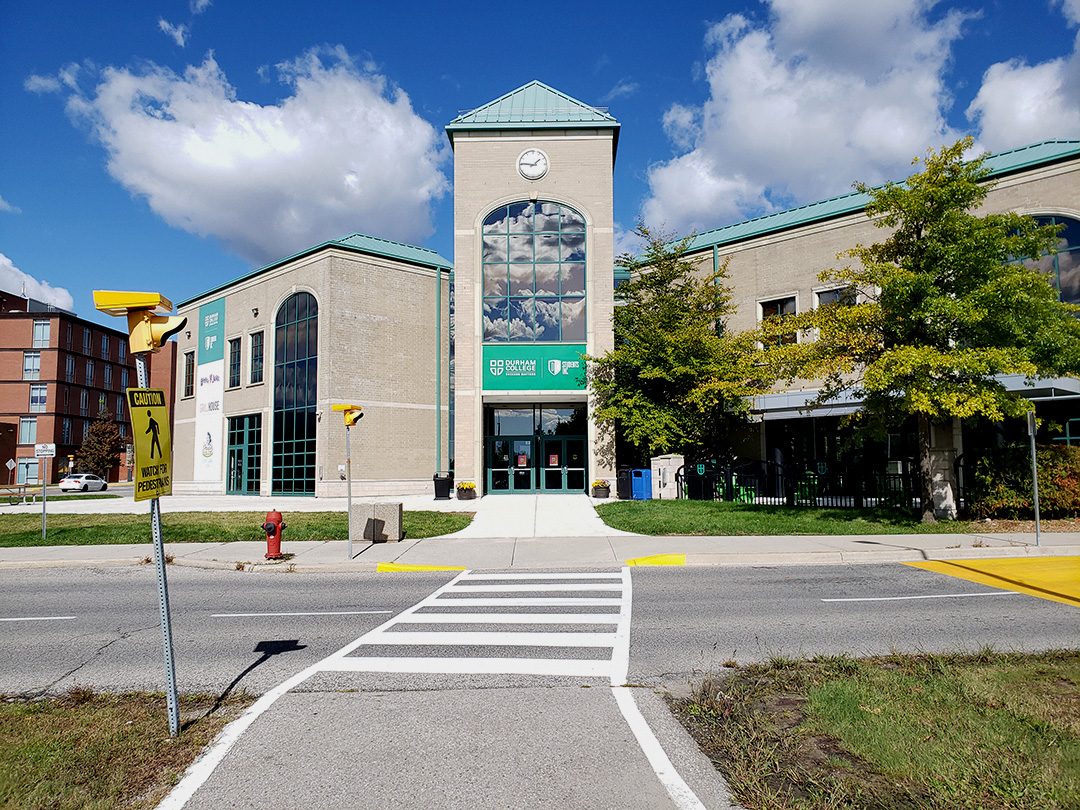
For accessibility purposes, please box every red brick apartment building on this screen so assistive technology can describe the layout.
[0,292,175,484]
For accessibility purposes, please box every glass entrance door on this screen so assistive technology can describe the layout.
[226,414,262,495]
[540,436,587,492]
[486,436,535,493]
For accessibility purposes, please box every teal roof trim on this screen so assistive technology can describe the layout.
[446,80,619,133]
[177,233,451,309]
[684,139,1080,255]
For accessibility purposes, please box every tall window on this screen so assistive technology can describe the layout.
[1026,215,1080,304]
[64,323,72,348]
[65,355,75,382]
[19,417,36,444]
[85,360,95,386]
[759,296,798,345]
[79,389,89,416]
[101,334,109,358]
[183,352,195,398]
[82,328,91,353]
[116,394,123,419]
[228,337,241,388]
[118,340,126,362]
[104,364,113,389]
[98,393,107,413]
[272,292,318,495]
[22,351,40,380]
[32,319,50,348]
[481,201,586,342]
[62,417,72,444]
[121,368,129,389]
[29,384,47,413]
[250,331,264,384]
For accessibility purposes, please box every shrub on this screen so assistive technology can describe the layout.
[968,443,1080,518]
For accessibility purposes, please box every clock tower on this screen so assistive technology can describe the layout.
[446,81,618,495]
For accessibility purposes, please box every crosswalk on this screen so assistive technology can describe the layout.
[317,569,632,684]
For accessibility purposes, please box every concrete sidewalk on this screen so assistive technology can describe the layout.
[2,530,1076,572]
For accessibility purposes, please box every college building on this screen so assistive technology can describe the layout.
[166,78,1079,501]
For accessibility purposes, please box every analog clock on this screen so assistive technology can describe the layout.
[517,149,549,180]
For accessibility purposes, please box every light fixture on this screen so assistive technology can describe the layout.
[185,330,191,339]
[252,307,259,317]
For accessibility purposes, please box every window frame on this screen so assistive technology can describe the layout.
[249,331,264,385]
[28,383,47,413]
[182,351,195,398]
[22,351,41,381]
[19,417,37,445]
[757,293,800,345]
[227,336,242,389]
[31,319,50,349]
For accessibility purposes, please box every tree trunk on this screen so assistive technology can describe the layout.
[918,412,936,523]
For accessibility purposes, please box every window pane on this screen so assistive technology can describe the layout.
[561,233,586,262]
[483,265,508,296]
[1060,251,1080,305]
[19,417,36,444]
[507,203,532,233]
[483,299,508,341]
[535,234,560,262]
[482,207,508,233]
[559,264,585,296]
[534,202,561,232]
[561,207,585,230]
[534,298,560,341]
[508,235,532,262]
[509,264,533,296]
[508,298,537,341]
[534,265,559,296]
[482,235,507,263]
[561,297,586,341]
[492,408,535,435]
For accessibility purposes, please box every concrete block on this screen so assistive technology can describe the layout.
[350,501,403,543]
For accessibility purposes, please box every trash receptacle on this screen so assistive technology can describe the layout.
[631,468,652,500]
[616,468,632,499]
[433,472,454,500]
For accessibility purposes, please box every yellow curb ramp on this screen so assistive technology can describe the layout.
[376,562,467,573]
[906,555,1080,608]
[624,553,686,567]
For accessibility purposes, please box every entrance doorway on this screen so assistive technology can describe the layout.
[226,414,262,495]
[483,405,587,494]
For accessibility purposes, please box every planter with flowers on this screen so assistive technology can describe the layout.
[456,481,477,500]
[591,479,610,498]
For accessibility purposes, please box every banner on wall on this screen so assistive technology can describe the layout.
[482,344,587,391]
[194,299,225,482]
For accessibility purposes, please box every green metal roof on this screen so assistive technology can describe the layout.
[684,139,1080,255]
[446,80,620,141]
[177,233,451,309]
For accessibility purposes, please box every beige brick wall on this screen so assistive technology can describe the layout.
[173,247,449,496]
[451,130,616,487]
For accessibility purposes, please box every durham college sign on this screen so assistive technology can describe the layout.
[482,344,587,391]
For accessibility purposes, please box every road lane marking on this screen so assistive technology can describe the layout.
[624,553,687,567]
[398,613,620,624]
[376,562,466,572]
[0,615,76,622]
[210,611,393,618]
[907,557,1080,607]
[328,656,612,676]
[449,583,624,592]
[362,630,618,647]
[461,572,623,580]
[822,592,1018,602]
[429,597,622,606]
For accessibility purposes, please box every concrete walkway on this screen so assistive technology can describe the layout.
[449,493,634,538]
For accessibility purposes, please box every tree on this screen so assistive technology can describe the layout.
[589,225,770,463]
[76,409,124,479]
[762,137,1080,521]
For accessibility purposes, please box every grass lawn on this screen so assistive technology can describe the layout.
[0,510,473,547]
[0,689,253,809]
[671,650,1080,810]
[596,499,1043,535]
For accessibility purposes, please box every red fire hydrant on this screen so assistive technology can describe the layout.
[262,509,286,560]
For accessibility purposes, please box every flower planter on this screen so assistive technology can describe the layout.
[457,488,477,500]
[592,486,610,498]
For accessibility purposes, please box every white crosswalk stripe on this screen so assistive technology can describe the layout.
[317,569,632,681]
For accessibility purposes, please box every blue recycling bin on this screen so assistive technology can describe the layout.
[630,468,652,500]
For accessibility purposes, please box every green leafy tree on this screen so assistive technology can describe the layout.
[589,224,769,463]
[76,409,123,479]
[762,137,1080,521]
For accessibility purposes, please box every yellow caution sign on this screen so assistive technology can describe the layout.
[127,388,173,501]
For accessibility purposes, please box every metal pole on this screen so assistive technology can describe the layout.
[41,457,47,542]
[345,424,353,560]
[1028,411,1042,547]
[136,353,180,737]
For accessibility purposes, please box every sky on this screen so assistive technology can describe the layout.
[2,0,1079,326]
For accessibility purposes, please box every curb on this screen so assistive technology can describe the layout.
[2,543,1076,572]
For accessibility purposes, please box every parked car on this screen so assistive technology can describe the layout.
[59,473,108,492]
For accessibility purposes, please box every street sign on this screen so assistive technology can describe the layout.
[126,388,173,502]
[5,459,14,471]
[34,443,56,458]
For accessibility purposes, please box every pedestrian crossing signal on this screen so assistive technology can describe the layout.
[332,403,364,427]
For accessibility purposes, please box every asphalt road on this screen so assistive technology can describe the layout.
[2,562,1076,809]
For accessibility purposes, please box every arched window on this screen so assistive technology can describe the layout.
[1028,215,1080,304]
[482,200,586,342]
[272,292,318,495]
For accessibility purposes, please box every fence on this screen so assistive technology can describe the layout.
[677,458,922,511]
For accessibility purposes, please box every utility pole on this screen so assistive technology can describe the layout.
[332,404,364,559]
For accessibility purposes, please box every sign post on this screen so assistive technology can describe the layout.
[1027,411,1042,547]
[331,405,364,559]
[34,443,55,542]
[6,458,14,486]
[94,290,185,738]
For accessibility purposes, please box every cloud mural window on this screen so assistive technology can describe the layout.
[482,201,587,343]
[1025,216,1080,305]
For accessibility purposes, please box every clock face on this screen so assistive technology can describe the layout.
[517,149,549,180]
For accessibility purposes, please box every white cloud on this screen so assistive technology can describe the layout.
[601,79,639,103]
[63,47,449,265]
[643,0,971,233]
[965,4,1080,150]
[191,0,212,13]
[24,74,60,94]
[0,195,21,214]
[158,19,189,47]
[0,253,74,310]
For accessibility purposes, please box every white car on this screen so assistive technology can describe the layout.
[59,474,108,492]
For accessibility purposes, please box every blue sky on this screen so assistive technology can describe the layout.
[2,0,1079,326]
